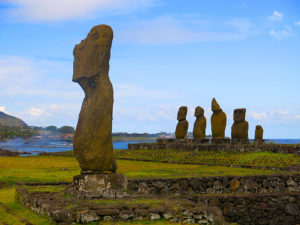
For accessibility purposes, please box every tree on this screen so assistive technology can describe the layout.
[46,126,58,132]
[58,126,75,134]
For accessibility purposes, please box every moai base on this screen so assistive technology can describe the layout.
[211,138,230,144]
[231,138,250,144]
[191,138,210,144]
[72,173,128,198]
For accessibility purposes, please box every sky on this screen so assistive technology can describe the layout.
[0,0,300,138]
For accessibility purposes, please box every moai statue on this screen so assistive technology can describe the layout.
[231,108,249,141]
[72,25,128,199]
[193,106,206,139]
[255,125,264,140]
[73,25,117,173]
[211,98,227,139]
[175,106,189,139]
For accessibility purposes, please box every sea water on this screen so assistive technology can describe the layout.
[0,138,155,155]
[0,138,298,155]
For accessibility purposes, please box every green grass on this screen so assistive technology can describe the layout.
[115,149,300,168]
[0,156,291,185]
[0,155,296,224]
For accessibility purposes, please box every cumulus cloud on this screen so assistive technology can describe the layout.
[268,10,283,22]
[0,106,7,113]
[269,27,292,40]
[2,0,156,22]
[248,111,268,120]
[118,16,255,44]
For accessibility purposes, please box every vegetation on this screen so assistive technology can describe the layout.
[0,156,293,185]
[0,125,37,139]
[115,149,300,169]
[0,155,256,224]
[0,111,27,127]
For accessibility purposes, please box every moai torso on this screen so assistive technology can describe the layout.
[175,106,189,139]
[211,98,227,139]
[231,108,249,139]
[255,125,263,140]
[193,106,206,139]
[73,25,116,173]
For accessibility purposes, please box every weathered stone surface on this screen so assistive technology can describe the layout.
[255,125,264,140]
[211,98,227,139]
[72,173,128,198]
[284,203,299,216]
[175,106,189,139]
[230,179,240,191]
[231,108,249,140]
[73,24,116,173]
[193,106,206,139]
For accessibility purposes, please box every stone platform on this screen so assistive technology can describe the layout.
[72,173,128,198]
[16,174,300,225]
[128,139,300,154]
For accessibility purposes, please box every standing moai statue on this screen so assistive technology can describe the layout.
[73,25,117,173]
[231,108,249,142]
[255,125,264,140]
[193,106,206,139]
[175,106,189,139]
[211,98,227,139]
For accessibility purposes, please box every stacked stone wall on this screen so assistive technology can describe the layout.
[128,139,300,154]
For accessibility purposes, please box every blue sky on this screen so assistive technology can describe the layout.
[0,0,300,138]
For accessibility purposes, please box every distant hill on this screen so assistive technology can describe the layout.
[0,111,28,127]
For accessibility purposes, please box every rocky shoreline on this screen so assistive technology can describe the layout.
[0,148,31,156]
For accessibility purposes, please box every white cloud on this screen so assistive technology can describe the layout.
[118,16,254,44]
[248,111,268,120]
[25,107,50,117]
[268,11,283,22]
[2,0,156,22]
[0,106,7,113]
[269,27,292,40]
[295,21,300,26]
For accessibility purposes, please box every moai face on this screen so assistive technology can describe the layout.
[177,106,188,121]
[211,98,221,112]
[233,108,246,122]
[194,106,204,117]
[73,25,113,82]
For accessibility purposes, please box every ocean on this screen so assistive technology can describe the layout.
[0,138,155,155]
[0,138,298,155]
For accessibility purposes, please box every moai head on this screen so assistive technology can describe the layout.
[233,108,246,122]
[73,25,113,84]
[211,98,222,112]
[177,106,188,121]
[194,106,204,117]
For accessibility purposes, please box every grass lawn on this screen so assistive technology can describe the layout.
[115,149,300,168]
[0,156,292,184]
[0,155,296,224]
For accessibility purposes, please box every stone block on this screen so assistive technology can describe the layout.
[231,138,250,144]
[72,173,128,198]
[211,138,230,144]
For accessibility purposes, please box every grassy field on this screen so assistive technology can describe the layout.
[0,156,291,184]
[115,149,300,168]
[0,155,296,224]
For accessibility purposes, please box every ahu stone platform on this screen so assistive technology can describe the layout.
[128,139,300,155]
[16,174,300,225]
